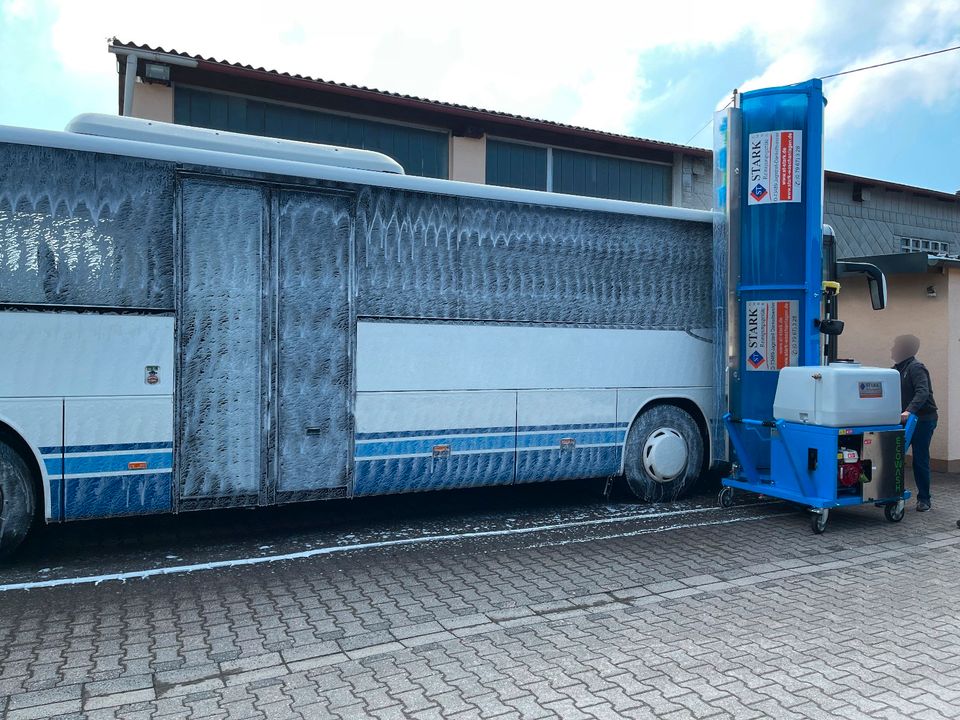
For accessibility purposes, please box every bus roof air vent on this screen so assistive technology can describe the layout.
[65,113,405,175]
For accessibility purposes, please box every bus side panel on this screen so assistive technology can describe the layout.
[353,391,517,496]
[0,311,174,521]
[63,397,173,519]
[515,390,622,484]
[356,321,713,491]
[356,322,713,391]
[0,397,63,522]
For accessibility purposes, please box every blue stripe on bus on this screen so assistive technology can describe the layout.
[354,453,516,496]
[354,445,622,496]
[355,426,626,459]
[518,422,629,432]
[64,472,172,519]
[356,426,517,441]
[44,451,174,476]
[515,430,625,449]
[49,476,63,522]
[39,441,174,455]
[516,445,621,484]
[355,422,628,441]
[355,434,516,458]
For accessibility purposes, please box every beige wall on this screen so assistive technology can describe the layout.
[131,80,174,123]
[838,270,958,470]
[950,269,960,466]
[449,136,486,184]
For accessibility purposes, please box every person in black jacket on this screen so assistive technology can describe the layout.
[892,334,938,511]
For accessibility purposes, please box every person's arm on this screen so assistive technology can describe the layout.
[905,363,931,414]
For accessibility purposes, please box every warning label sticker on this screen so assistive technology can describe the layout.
[745,300,799,371]
[747,130,802,205]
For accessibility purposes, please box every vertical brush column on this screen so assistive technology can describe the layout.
[733,80,825,472]
[712,104,741,464]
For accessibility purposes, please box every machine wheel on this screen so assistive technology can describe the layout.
[0,440,36,559]
[811,509,829,535]
[884,501,905,523]
[718,487,735,508]
[624,404,704,503]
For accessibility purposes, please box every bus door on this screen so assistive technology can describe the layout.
[274,191,353,501]
[177,179,353,509]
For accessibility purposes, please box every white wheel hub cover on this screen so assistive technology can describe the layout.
[643,428,688,482]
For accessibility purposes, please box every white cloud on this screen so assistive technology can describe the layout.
[727,0,960,139]
[41,0,782,133]
[0,0,34,19]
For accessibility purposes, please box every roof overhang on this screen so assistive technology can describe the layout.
[826,171,960,204]
[842,253,960,275]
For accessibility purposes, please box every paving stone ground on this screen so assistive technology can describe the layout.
[1,472,959,719]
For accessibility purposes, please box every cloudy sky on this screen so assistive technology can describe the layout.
[1,0,958,192]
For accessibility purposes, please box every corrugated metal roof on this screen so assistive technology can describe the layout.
[109,39,711,157]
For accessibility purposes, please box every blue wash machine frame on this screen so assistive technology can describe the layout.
[715,79,915,533]
[721,415,917,533]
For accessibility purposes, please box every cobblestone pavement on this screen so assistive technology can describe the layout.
[1,472,959,719]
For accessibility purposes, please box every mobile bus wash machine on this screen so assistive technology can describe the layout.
[713,79,916,534]
[0,112,719,555]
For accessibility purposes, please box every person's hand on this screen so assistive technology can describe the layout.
[900,411,911,423]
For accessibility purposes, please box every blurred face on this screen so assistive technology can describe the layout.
[891,341,911,363]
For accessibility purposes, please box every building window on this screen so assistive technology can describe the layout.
[552,149,672,205]
[173,87,449,178]
[485,139,548,191]
[900,237,949,255]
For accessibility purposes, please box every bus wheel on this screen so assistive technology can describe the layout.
[0,441,35,559]
[624,404,703,503]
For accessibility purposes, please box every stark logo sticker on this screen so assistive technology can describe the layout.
[748,350,765,368]
[747,130,802,205]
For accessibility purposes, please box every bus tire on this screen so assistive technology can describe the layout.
[0,440,35,558]
[624,404,703,503]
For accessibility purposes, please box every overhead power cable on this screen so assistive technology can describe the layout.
[819,43,960,80]
[684,97,733,145]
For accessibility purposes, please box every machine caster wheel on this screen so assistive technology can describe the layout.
[811,509,829,534]
[718,487,735,508]
[884,501,905,523]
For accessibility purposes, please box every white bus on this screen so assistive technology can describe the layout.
[0,114,715,555]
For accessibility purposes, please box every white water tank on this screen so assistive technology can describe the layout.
[774,363,901,427]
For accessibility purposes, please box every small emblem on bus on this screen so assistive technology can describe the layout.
[432,444,451,459]
[145,366,160,385]
[560,438,576,451]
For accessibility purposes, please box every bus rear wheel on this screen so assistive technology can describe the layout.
[624,404,703,503]
[0,441,35,559]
